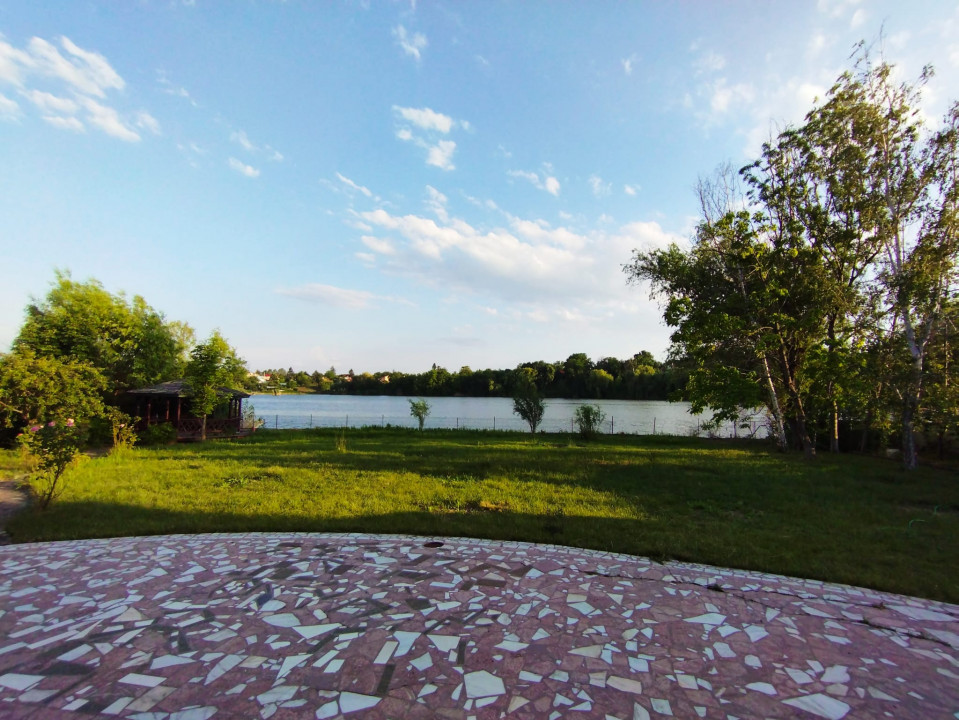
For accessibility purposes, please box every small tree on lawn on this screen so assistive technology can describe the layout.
[409,398,431,430]
[185,331,244,441]
[513,387,546,433]
[18,418,85,510]
[573,404,607,440]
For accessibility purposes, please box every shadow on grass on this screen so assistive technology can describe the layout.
[7,496,959,605]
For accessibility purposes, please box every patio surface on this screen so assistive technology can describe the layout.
[0,533,956,719]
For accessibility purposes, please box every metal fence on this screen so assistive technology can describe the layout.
[256,413,768,439]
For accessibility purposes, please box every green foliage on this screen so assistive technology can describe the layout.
[137,423,178,446]
[512,388,546,433]
[573,404,607,439]
[14,271,193,396]
[0,349,106,433]
[409,398,431,430]
[625,46,959,467]
[184,331,245,440]
[17,418,85,509]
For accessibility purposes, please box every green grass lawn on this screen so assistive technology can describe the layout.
[4,428,958,603]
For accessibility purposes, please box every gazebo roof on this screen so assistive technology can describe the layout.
[127,380,250,399]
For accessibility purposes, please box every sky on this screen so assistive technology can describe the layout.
[2,1,959,374]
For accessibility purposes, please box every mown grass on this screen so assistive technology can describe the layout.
[3,428,958,603]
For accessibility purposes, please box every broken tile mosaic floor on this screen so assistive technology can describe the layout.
[0,533,956,719]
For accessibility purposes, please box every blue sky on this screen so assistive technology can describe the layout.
[2,1,958,374]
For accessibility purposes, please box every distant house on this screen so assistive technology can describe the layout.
[126,380,251,441]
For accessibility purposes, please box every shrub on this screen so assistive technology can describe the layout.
[513,389,546,433]
[18,418,85,509]
[138,423,178,446]
[409,399,431,430]
[573,404,607,439]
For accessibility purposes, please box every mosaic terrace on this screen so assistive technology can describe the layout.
[0,533,957,718]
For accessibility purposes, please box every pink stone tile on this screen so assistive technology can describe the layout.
[0,533,956,718]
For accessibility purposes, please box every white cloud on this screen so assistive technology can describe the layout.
[393,106,466,170]
[337,172,373,197]
[393,25,427,61]
[850,8,867,29]
[709,79,756,114]
[228,157,260,178]
[22,90,77,115]
[135,111,161,135]
[589,174,612,197]
[426,139,456,170]
[621,54,637,76]
[624,184,641,196]
[277,284,376,309]
[43,115,83,132]
[0,39,32,85]
[276,283,411,310]
[0,91,19,120]
[157,70,195,105]
[361,235,396,255]
[426,185,448,220]
[0,34,159,143]
[508,169,561,196]
[80,98,140,141]
[695,49,726,74]
[231,129,256,151]
[28,36,124,98]
[393,105,455,133]
[354,206,681,309]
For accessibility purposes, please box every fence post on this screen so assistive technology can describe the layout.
[346,414,349,429]
[653,417,656,435]
[310,414,313,428]
[610,417,614,434]
[493,417,496,431]
[275,414,278,429]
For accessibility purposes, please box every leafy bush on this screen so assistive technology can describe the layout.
[138,423,178,446]
[513,389,546,433]
[573,404,607,439]
[409,398,431,430]
[18,419,85,509]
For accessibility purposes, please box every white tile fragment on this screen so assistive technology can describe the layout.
[464,670,505,698]
[782,694,850,719]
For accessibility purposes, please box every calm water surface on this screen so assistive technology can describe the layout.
[248,394,764,437]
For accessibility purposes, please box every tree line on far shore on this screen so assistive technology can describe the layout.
[252,351,688,402]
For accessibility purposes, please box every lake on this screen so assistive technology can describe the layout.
[247,394,767,438]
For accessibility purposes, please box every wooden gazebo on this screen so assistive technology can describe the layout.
[127,380,251,440]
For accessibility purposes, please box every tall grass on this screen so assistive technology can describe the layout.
[5,429,958,603]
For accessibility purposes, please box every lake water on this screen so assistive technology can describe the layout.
[247,394,766,438]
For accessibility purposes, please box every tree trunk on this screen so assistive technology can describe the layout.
[761,354,788,451]
[201,414,207,442]
[830,400,840,453]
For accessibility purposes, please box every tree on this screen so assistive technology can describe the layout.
[409,398,431,430]
[573,404,607,439]
[14,272,192,397]
[184,331,245,441]
[626,45,959,467]
[512,386,546,433]
[0,349,106,433]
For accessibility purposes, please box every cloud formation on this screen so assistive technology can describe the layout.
[353,201,681,313]
[228,157,260,178]
[393,25,427,61]
[276,283,412,310]
[0,34,152,141]
[393,105,467,171]
[508,169,561,196]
